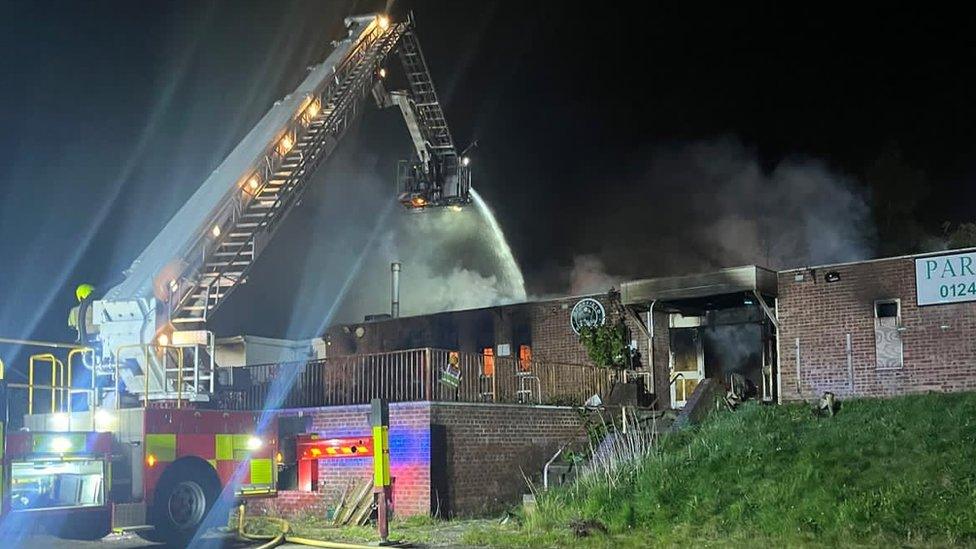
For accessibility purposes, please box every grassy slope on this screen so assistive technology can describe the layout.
[466,392,976,547]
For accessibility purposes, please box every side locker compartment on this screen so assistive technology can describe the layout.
[111,408,148,530]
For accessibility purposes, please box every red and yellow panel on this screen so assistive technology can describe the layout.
[143,410,276,499]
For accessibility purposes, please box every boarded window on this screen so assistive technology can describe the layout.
[874,299,903,369]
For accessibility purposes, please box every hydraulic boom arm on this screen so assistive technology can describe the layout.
[88,14,469,399]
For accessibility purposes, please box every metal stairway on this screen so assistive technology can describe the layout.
[110,340,216,404]
[169,20,405,326]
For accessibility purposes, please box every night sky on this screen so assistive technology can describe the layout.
[2,1,976,346]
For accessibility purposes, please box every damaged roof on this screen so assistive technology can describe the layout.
[621,265,777,305]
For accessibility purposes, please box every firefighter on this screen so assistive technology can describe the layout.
[68,283,96,343]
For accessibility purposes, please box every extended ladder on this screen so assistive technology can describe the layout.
[169,21,405,325]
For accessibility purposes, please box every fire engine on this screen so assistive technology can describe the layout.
[1,11,469,545]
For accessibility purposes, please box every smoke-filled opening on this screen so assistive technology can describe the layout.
[665,298,774,407]
[702,320,764,392]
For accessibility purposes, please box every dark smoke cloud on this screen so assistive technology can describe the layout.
[565,137,876,288]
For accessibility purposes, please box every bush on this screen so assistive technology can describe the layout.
[578,322,630,368]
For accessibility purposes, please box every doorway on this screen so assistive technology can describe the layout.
[669,317,704,408]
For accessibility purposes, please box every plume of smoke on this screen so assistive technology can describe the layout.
[572,137,875,286]
[568,254,620,295]
[336,204,525,321]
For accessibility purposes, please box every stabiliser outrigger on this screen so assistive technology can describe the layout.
[1,13,470,546]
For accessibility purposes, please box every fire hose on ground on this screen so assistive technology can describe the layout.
[234,505,394,549]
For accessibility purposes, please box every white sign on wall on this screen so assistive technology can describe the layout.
[915,251,976,306]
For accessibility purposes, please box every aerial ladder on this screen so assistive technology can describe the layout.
[0,13,472,543]
[86,13,471,403]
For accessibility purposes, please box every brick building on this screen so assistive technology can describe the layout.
[777,249,976,401]
[324,248,976,408]
[255,248,976,520]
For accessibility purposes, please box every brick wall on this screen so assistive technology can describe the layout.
[778,257,976,402]
[429,402,585,516]
[325,295,608,366]
[649,310,672,409]
[525,297,600,364]
[261,402,432,517]
[253,402,586,518]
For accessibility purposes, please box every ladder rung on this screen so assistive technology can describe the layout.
[206,261,249,268]
[173,317,205,324]
[213,250,253,257]
[191,294,225,302]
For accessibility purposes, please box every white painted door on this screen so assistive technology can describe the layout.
[669,327,704,408]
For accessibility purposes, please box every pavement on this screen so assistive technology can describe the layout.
[13,532,158,549]
[12,529,257,549]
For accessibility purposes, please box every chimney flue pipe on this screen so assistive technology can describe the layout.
[391,262,401,318]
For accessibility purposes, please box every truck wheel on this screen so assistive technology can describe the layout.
[57,508,112,540]
[149,459,222,547]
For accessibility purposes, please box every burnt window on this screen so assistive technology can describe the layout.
[874,299,900,319]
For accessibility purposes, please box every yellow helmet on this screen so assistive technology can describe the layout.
[75,283,95,302]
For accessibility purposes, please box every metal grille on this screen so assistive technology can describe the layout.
[219,348,612,410]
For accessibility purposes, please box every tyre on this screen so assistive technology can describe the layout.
[148,458,222,547]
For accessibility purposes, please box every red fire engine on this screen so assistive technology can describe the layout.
[2,9,466,545]
[0,342,277,545]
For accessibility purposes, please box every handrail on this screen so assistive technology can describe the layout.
[68,347,97,414]
[543,409,604,490]
[219,347,613,410]
[28,353,66,414]
[231,347,608,372]
[113,343,185,410]
[0,336,86,349]
[0,345,103,430]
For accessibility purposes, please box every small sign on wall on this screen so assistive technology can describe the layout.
[916,251,976,306]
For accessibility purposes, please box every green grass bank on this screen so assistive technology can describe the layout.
[465,391,976,547]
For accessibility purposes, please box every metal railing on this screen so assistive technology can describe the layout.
[218,348,613,411]
[0,340,100,430]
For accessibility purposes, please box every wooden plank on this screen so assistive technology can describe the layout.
[336,480,372,526]
[350,489,376,526]
[329,482,353,526]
